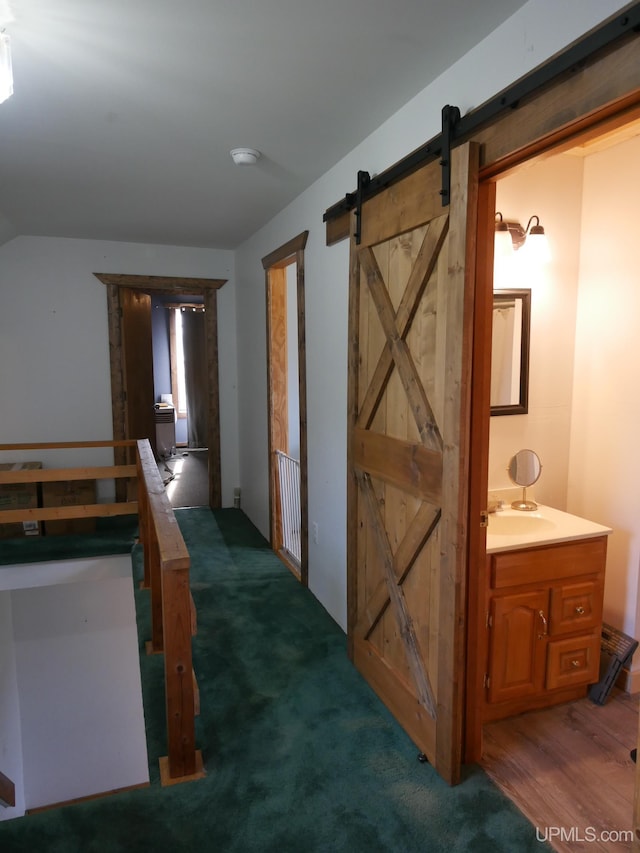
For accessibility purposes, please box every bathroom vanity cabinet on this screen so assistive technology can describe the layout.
[483,535,607,722]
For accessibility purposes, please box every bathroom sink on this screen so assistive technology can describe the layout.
[485,503,612,553]
[488,511,557,536]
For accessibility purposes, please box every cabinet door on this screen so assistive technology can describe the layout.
[488,589,548,704]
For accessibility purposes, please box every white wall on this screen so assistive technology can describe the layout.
[0,591,25,821]
[10,556,149,810]
[489,154,585,508]
[0,236,240,506]
[234,0,628,630]
[569,134,640,644]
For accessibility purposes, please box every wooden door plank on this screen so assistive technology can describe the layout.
[433,143,478,781]
[352,428,441,504]
[359,247,442,452]
[357,471,436,718]
[356,216,448,432]
[358,504,441,641]
[359,162,444,248]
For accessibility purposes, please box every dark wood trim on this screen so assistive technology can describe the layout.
[95,273,226,292]
[262,232,309,587]
[204,288,222,507]
[26,780,150,814]
[295,242,309,587]
[96,273,227,509]
[464,179,496,764]
[261,231,308,270]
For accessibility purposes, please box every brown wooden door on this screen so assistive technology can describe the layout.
[347,143,478,785]
[121,287,156,455]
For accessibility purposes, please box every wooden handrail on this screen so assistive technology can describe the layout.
[0,438,201,786]
[136,439,201,784]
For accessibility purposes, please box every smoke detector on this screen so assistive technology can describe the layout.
[230,147,261,166]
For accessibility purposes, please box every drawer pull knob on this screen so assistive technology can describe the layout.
[571,659,580,668]
[575,606,585,615]
[537,610,548,639]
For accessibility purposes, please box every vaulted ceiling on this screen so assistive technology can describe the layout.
[0,0,529,249]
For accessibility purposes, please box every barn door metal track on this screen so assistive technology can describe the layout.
[331,1,640,233]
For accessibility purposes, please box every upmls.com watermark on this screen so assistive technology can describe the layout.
[536,826,634,844]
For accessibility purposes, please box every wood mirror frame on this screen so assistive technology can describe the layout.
[490,288,531,417]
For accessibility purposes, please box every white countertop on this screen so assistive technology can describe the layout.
[486,503,612,554]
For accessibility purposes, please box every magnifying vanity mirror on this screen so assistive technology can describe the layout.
[508,448,542,510]
[491,289,531,416]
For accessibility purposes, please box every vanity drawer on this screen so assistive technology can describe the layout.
[546,634,600,691]
[550,579,604,635]
[490,536,607,589]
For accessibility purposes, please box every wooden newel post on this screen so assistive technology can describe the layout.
[162,561,197,779]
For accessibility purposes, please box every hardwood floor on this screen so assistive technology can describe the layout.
[481,690,638,852]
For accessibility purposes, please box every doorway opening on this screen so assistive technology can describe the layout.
[468,110,640,840]
[263,232,309,586]
[94,273,227,509]
[156,299,209,508]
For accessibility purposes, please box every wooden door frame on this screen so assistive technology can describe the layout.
[464,33,640,764]
[95,273,227,508]
[262,231,309,586]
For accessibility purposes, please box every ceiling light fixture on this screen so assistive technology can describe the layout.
[0,31,13,105]
[230,147,261,166]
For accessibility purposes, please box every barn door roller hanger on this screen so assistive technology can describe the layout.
[353,105,459,244]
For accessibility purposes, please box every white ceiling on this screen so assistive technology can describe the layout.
[0,0,529,249]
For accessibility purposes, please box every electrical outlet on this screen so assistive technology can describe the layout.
[312,522,319,544]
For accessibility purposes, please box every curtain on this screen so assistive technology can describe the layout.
[181,309,208,448]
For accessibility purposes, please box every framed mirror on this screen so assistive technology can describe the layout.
[490,288,531,416]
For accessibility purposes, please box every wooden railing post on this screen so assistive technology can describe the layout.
[162,562,197,779]
[135,440,203,785]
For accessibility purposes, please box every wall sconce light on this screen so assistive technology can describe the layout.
[0,31,13,105]
[495,212,550,262]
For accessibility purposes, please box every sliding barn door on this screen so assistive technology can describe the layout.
[347,143,478,785]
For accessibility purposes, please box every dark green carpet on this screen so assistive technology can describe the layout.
[0,508,549,852]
